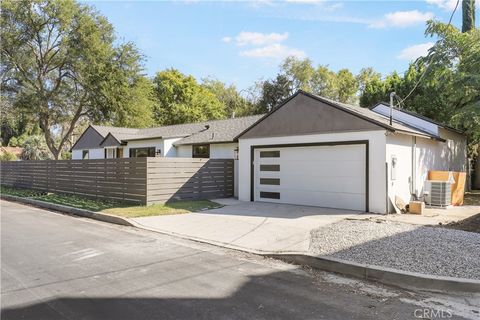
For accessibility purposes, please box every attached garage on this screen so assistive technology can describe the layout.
[253,142,368,211]
[236,90,465,213]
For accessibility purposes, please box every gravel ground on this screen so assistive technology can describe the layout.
[309,219,480,280]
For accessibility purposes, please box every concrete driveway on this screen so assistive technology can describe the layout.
[131,199,364,253]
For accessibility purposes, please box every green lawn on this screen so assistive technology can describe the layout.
[1,186,221,218]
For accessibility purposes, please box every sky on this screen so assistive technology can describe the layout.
[85,0,477,90]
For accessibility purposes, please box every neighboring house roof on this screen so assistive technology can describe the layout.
[235,90,446,141]
[173,115,264,146]
[0,146,23,157]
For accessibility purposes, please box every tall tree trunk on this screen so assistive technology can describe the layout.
[462,0,476,32]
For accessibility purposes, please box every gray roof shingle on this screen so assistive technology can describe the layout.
[91,115,264,146]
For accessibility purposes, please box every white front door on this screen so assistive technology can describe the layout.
[254,144,367,211]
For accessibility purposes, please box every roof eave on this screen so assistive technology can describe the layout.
[174,139,235,146]
[393,129,446,142]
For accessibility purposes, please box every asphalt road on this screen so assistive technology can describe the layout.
[1,200,477,320]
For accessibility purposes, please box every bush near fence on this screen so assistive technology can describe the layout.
[1,158,234,205]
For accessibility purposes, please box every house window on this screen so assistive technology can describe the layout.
[82,150,89,159]
[129,147,155,158]
[192,144,210,158]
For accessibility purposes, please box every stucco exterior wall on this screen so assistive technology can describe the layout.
[415,129,467,195]
[238,130,387,213]
[122,138,163,158]
[177,145,192,158]
[210,143,238,159]
[386,134,414,211]
[175,143,238,159]
[163,138,182,157]
[385,130,467,210]
[72,148,104,160]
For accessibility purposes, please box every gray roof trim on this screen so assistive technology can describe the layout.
[70,125,104,151]
[177,140,236,146]
[121,135,164,142]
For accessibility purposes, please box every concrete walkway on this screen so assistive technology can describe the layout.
[131,199,363,253]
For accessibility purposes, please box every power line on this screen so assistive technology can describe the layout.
[397,0,460,104]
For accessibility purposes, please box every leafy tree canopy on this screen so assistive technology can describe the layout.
[152,69,226,125]
[201,77,254,117]
[1,0,153,158]
[360,20,480,154]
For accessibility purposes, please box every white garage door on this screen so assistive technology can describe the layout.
[254,144,367,211]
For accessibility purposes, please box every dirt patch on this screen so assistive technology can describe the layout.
[445,213,480,233]
[464,191,480,206]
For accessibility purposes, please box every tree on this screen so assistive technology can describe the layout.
[1,0,152,159]
[275,56,360,104]
[359,20,480,155]
[21,135,51,160]
[310,66,337,99]
[462,0,476,32]
[281,57,315,92]
[201,77,253,117]
[336,69,358,104]
[152,69,226,125]
[256,74,294,114]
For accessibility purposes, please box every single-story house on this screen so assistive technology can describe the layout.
[71,115,263,160]
[72,90,466,213]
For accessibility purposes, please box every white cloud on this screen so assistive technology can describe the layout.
[427,0,480,10]
[223,31,305,60]
[397,42,435,60]
[369,10,434,28]
[286,0,325,3]
[240,43,306,59]
[235,31,289,46]
[425,0,457,10]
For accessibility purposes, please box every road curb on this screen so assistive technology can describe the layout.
[267,254,480,293]
[3,195,479,293]
[0,195,134,227]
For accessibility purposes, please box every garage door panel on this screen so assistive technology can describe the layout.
[254,143,366,211]
[279,175,365,194]
[279,161,365,178]
[279,145,364,161]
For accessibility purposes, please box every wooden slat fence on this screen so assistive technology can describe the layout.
[1,158,234,205]
[146,158,234,204]
[1,158,148,204]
